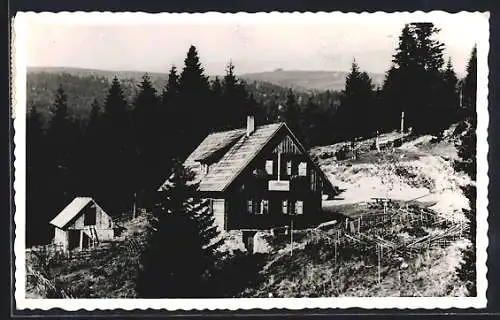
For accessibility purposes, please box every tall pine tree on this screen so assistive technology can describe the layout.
[133,74,163,206]
[99,76,135,213]
[177,45,212,155]
[336,60,375,140]
[137,161,222,298]
[384,23,447,134]
[46,85,76,212]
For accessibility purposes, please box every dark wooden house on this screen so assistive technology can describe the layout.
[162,116,336,232]
[50,197,115,251]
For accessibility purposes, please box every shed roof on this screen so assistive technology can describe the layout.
[49,197,94,229]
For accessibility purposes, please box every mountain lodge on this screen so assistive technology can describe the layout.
[162,115,336,233]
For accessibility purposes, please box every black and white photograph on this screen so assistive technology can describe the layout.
[13,11,489,310]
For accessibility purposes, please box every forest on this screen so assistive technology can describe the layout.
[26,22,474,249]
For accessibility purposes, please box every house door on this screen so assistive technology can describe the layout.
[68,230,80,250]
[82,232,91,249]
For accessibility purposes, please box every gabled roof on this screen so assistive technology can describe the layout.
[174,121,336,195]
[198,123,283,192]
[184,128,246,185]
[49,197,94,229]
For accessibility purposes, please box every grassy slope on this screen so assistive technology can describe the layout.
[240,126,469,298]
[26,215,151,298]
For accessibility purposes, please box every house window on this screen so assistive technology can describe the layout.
[286,161,292,176]
[298,162,307,176]
[295,201,304,215]
[259,200,269,215]
[310,171,316,191]
[247,200,254,214]
[202,163,209,175]
[282,200,288,214]
[84,208,96,226]
[265,160,273,175]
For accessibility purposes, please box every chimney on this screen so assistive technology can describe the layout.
[246,115,255,137]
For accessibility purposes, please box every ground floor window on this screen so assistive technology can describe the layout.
[282,200,288,214]
[247,199,269,215]
[295,200,304,215]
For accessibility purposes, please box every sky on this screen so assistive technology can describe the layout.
[24,12,487,76]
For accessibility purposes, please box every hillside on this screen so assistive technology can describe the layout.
[26,67,343,125]
[241,69,385,92]
[26,127,471,298]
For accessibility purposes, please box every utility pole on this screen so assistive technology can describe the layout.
[400,111,405,135]
[290,219,294,257]
[132,192,137,219]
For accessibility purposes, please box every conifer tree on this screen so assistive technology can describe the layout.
[137,161,222,298]
[454,46,477,296]
[26,105,49,246]
[133,74,163,205]
[336,60,374,140]
[178,45,212,155]
[161,65,180,107]
[439,58,460,129]
[99,76,134,212]
[279,89,302,138]
[384,23,447,134]
[221,61,250,129]
[46,85,75,206]
[87,98,101,137]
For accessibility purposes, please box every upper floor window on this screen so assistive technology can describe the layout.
[265,160,273,175]
[84,208,96,226]
[298,162,307,176]
[246,200,254,214]
[286,161,292,176]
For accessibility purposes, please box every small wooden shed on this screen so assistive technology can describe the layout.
[50,197,114,251]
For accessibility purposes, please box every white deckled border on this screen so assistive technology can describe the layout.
[13,11,489,311]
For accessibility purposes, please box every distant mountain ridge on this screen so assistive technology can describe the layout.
[27,66,385,92]
[240,70,385,92]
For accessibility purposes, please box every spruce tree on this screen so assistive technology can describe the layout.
[336,60,374,140]
[100,76,134,213]
[439,58,460,129]
[161,65,180,107]
[221,61,250,129]
[46,85,75,207]
[454,46,477,296]
[178,45,212,155]
[133,74,163,205]
[137,161,222,298]
[26,106,49,246]
[384,23,447,134]
[279,89,302,138]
